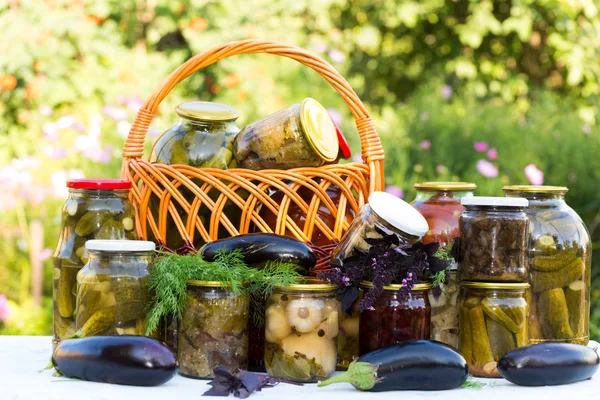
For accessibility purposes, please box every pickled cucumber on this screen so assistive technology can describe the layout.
[529,295,543,341]
[76,307,115,336]
[536,234,557,254]
[537,288,573,339]
[565,280,584,338]
[54,313,76,339]
[464,296,481,309]
[469,307,494,366]
[531,246,578,272]
[96,219,125,240]
[459,306,473,363]
[56,266,78,318]
[481,298,520,333]
[531,257,584,293]
[75,210,113,236]
[486,317,515,359]
[501,304,525,327]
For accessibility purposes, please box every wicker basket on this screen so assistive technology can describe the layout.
[121,39,384,251]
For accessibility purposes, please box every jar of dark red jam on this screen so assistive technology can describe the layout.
[358,282,431,355]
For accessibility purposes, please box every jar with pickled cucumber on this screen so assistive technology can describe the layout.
[458,282,529,378]
[504,185,591,345]
[359,282,431,355]
[265,279,339,383]
[52,179,136,348]
[458,197,529,282]
[178,281,249,379]
[75,240,154,338]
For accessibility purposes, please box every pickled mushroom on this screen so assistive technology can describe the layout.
[265,305,292,343]
[286,299,324,333]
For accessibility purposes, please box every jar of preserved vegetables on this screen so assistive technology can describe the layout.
[504,185,591,345]
[265,279,339,383]
[233,98,339,170]
[458,197,529,282]
[358,282,431,355]
[53,179,136,347]
[178,281,250,379]
[458,282,529,378]
[75,240,154,337]
[332,191,428,369]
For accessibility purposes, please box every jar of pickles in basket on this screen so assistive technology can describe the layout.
[264,279,339,383]
[75,240,154,337]
[53,179,137,347]
[504,185,591,345]
[412,181,476,348]
[178,281,250,379]
[458,282,529,378]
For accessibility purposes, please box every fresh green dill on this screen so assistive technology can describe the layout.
[434,238,454,261]
[145,249,301,335]
[460,375,498,389]
[430,266,451,289]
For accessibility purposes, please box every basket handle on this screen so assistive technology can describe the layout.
[123,39,384,190]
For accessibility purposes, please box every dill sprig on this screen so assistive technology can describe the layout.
[145,249,301,335]
[460,375,498,389]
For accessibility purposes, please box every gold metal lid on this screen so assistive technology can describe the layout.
[360,281,432,291]
[503,185,568,194]
[413,182,477,191]
[300,98,338,162]
[460,281,530,290]
[186,280,232,288]
[275,277,337,292]
[176,101,240,122]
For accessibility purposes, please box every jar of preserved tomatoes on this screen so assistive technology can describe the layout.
[53,179,136,348]
[458,282,529,378]
[504,185,591,345]
[75,240,154,337]
[358,282,431,355]
[264,279,339,383]
[458,197,529,282]
[178,281,250,379]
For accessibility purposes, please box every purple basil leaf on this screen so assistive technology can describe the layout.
[203,367,235,397]
[238,371,263,393]
[341,286,359,314]
[431,285,442,299]
[234,388,251,399]
[423,242,440,257]
[451,237,460,261]
[429,257,451,274]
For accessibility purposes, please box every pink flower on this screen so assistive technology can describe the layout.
[39,105,52,116]
[38,248,52,262]
[420,139,431,150]
[44,146,67,160]
[476,159,498,178]
[57,115,75,129]
[487,148,498,160]
[117,121,132,137]
[327,109,342,126]
[0,294,10,321]
[474,142,488,152]
[524,164,544,185]
[103,105,128,121]
[420,112,429,121]
[583,125,591,135]
[436,164,447,174]
[328,49,346,63]
[43,122,59,141]
[127,96,144,112]
[385,185,404,199]
[352,154,363,164]
[148,126,161,138]
[441,85,453,99]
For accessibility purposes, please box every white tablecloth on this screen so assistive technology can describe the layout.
[1,336,598,400]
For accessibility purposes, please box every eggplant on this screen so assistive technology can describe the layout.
[497,343,599,386]
[202,233,316,274]
[52,336,178,386]
[318,340,468,391]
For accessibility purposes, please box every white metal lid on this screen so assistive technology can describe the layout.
[461,196,529,208]
[368,191,429,238]
[85,240,156,252]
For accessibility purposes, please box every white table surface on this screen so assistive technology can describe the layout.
[1,336,599,400]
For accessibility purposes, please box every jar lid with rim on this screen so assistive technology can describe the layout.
[67,179,132,190]
[413,182,477,191]
[461,196,528,208]
[360,281,432,291]
[175,101,240,122]
[85,240,155,252]
[274,277,337,292]
[187,280,233,288]
[300,98,339,162]
[503,185,568,194]
[368,191,429,238]
[460,281,530,290]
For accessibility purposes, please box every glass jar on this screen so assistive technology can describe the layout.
[458,282,529,378]
[332,191,428,369]
[458,197,529,282]
[359,282,431,355]
[264,279,339,383]
[75,240,153,337]
[178,281,249,379]
[504,185,591,345]
[233,98,339,170]
[429,271,460,349]
[53,179,136,347]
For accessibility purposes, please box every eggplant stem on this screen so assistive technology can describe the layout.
[317,361,379,391]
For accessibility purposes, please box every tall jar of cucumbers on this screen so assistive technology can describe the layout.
[504,186,591,345]
[52,179,137,348]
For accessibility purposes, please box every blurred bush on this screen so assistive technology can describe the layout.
[0,0,598,335]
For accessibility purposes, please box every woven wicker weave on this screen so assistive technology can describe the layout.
[121,39,384,250]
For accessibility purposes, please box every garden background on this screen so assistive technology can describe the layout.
[0,0,599,337]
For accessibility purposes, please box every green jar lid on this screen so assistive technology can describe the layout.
[300,98,338,162]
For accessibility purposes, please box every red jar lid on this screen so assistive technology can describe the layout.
[67,179,132,190]
[334,122,351,159]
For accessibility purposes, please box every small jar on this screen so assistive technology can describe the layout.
[359,282,431,355]
[265,279,339,383]
[75,240,154,337]
[458,282,529,378]
[53,179,136,348]
[504,185,591,345]
[458,197,529,282]
[233,98,339,170]
[178,281,250,379]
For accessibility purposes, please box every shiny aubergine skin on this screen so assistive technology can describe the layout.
[202,233,316,274]
[498,343,599,386]
[358,340,468,391]
[53,336,178,386]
